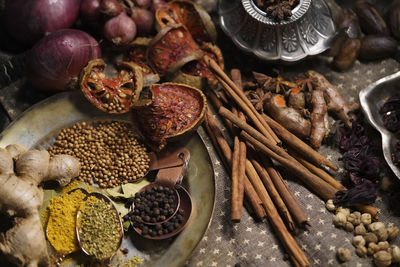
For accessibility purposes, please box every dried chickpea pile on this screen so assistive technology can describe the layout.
[326,200,400,266]
[48,121,150,188]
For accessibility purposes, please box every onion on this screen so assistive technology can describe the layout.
[104,12,137,45]
[131,8,155,35]
[80,0,103,29]
[133,0,151,8]
[4,0,80,46]
[100,0,123,17]
[151,0,167,12]
[26,29,101,91]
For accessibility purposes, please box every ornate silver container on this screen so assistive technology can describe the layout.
[218,0,337,63]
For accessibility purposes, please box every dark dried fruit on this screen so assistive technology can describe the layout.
[131,82,206,151]
[359,34,397,60]
[155,0,217,43]
[389,0,400,40]
[336,8,362,38]
[146,25,203,76]
[352,1,389,35]
[80,59,143,114]
[332,38,361,71]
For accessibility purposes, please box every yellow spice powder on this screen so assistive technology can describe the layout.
[46,187,87,253]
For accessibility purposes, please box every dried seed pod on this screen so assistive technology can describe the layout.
[332,38,361,71]
[355,223,367,236]
[353,235,366,247]
[361,213,372,226]
[373,251,392,267]
[345,222,354,232]
[336,207,350,216]
[387,226,399,241]
[337,247,351,262]
[352,0,389,35]
[356,245,368,258]
[364,232,378,244]
[333,212,347,227]
[359,34,397,60]
[389,0,400,40]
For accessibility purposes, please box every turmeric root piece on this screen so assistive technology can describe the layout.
[310,90,329,149]
[264,94,311,139]
[0,144,80,267]
[306,70,359,128]
[288,85,306,111]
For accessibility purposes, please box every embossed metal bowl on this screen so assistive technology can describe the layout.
[360,72,400,180]
[218,0,337,63]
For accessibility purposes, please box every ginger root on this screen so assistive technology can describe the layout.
[264,93,311,139]
[310,90,330,149]
[0,144,80,267]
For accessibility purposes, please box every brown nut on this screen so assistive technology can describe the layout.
[336,8,362,37]
[359,34,397,60]
[389,0,400,40]
[333,38,361,71]
[352,0,389,35]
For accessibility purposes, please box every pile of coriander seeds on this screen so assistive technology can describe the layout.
[326,200,400,266]
[48,121,150,188]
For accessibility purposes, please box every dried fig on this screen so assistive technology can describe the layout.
[131,82,206,151]
[389,0,400,40]
[332,38,361,71]
[352,1,389,35]
[359,34,397,60]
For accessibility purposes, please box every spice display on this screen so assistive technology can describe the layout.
[78,196,122,260]
[0,144,80,267]
[48,121,150,188]
[45,183,87,253]
[130,207,185,237]
[131,83,206,151]
[255,0,299,21]
[130,186,178,224]
[79,59,144,114]
[327,199,399,266]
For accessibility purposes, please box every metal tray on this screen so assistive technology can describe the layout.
[0,90,216,267]
[359,71,400,180]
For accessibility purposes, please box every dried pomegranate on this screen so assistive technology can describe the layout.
[155,0,217,44]
[131,82,207,151]
[146,25,203,76]
[170,42,223,89]
[124,37,160,86]
[80,59,143,114]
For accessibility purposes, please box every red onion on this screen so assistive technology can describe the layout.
[133,0,151,8]
[100,0,123,17]
[4,0,80,46]
[104,12,137,45]
[131,8,154,35]
[151,0,167,12]
[80,0,103,29]
[26,29,101,91]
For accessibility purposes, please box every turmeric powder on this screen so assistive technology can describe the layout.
[45,182,87,253]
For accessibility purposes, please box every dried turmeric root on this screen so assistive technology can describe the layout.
[0,144,80,267]
[310,90,329,149]
[264,93,311,139]
[288,85,306,111]
[306,70,359,128]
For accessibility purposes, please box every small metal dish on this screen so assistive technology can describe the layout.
[359,71,400,179]
[76,192,124,262]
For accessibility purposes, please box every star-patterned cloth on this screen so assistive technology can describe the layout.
[184,56,400,267]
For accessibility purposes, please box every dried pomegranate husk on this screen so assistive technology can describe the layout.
[169,42,224,89]
[131,82,207,151]
[155,0,217,44]
[125,37,160,86]
[80,59,143,114]
[146,25,203,76]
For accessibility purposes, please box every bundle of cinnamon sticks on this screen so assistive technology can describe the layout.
[202,56,379,267]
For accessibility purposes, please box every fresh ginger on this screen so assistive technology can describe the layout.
[306,70,359,128]
[310,90,329,149]
[0,144,80,267]
[264,94,311,139]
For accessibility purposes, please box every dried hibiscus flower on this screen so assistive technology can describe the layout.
[334,182,377,207]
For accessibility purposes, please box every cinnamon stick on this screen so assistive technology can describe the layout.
[262,157,310,227]
[290,149,345,191]
[250,155,297,233]
[231,137,241,221]
[204,109,266,219]
[262,113,338,171]
[230,68,243,92]
[237,142,246,219]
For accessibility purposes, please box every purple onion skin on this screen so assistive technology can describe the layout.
[133,0,152,9]
[26,29,101,91]
[4,0,80,46]
[104,13,137,45]
[132,8,155,35]
[80,0,103,30]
